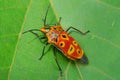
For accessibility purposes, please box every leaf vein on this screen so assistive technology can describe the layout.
[96,0,120,10]
[7,0,33,80]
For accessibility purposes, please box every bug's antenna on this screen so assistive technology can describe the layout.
[43,4,51,26]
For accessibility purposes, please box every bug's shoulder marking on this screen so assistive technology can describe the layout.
[46,26,64,44]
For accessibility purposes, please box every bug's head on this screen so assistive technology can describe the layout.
[40,27,50,33]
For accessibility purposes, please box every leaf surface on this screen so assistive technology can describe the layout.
[0,0,120,80]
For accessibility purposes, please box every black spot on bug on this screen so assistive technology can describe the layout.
[59,41,65,47]
[62,34,66,38]
[73,41,78,46]
[74,41,76,44]
[70,47,73,51]
[60,43,63,46]
[55,38,58,42]
[78,50,80,54]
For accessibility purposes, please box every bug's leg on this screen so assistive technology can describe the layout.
[53,46,63,76]
[66,26,90,35]
[42,4,50,26]
[39,42,48,60]
[22,29,40,34]
[56,17,62,25]
[30,36,47,44]
[23,29,48,59]
[23,30,46,43]
[48,17,62,26]
[28,31,46,43]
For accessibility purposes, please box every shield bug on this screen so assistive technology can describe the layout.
[23,4,90,76]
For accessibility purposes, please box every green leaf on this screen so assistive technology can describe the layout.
[0,0,30,80]
[0,0,120,80]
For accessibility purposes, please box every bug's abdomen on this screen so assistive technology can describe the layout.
[55,31,84,60]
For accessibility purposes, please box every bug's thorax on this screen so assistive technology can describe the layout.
[40,26,64,44]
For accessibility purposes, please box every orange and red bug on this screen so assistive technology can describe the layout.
[23,4,89,76]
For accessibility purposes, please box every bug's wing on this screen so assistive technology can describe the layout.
[54,31,88,64]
